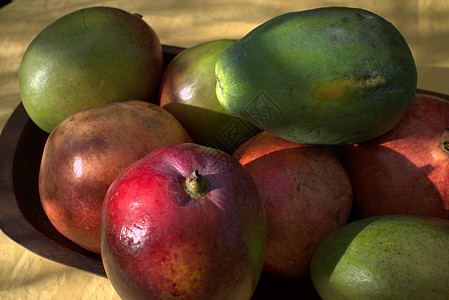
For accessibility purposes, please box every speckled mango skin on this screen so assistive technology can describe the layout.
[310,215,449,299]
[19,7,163,133]
[215,7,417,145]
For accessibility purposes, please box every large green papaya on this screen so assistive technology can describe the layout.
[215,7,417,145]
[310,215,449,299]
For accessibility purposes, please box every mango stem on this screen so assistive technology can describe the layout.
[184,170,209,199]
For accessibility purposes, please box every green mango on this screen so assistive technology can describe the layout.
[215,7,417,145]
[310,215,449,299]
[19,6,163,133]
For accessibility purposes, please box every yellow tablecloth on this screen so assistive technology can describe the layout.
[1,0,448,299]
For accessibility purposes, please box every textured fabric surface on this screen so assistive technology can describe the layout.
[1,0,448,299]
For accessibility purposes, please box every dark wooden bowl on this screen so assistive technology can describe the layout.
[1,44,447,298]
[0,45,185,276]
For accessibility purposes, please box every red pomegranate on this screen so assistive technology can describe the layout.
[342,93,449,219]
[233,131,353,279]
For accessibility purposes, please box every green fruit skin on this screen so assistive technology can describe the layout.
[19,6,163,133]
[159,39,261,154]
[310,215,449,299]
[215,7,417,145]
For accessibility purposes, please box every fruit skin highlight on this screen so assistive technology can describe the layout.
[100,143,267,300]
[19,6,163,133]
[215,6,417,145]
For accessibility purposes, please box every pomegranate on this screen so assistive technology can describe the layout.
[342,93,449,219]
[233,131,353,279]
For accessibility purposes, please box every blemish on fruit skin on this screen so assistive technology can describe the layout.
[311,75,386,103]
[356,13,372,21]
[335,210,341,224]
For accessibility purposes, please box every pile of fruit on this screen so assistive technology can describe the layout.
[18,6,449,300]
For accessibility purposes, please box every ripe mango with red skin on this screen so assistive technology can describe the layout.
[160,39,260,154]
[39,101,192,253]
[215,7,417,145]
[101,143,266,300]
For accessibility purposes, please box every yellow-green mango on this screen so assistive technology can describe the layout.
[310,215,449,299]
[19,6,163,133]
[215,7,417,145]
